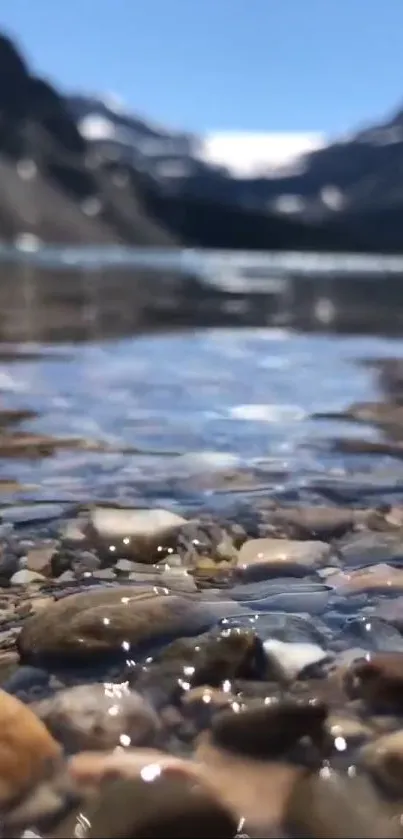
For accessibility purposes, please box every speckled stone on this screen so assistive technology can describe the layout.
[32,682,160,752]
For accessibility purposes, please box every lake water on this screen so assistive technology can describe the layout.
[3,253,403,835]
[1,327,403,512]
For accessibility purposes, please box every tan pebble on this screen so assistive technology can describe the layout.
[195,733,302,832]
[68,748,202,788]
[0,687,61,804]
[26,544,56,577]
[237,537,331,573]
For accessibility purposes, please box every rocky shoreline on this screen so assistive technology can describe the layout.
[1,353,403,835]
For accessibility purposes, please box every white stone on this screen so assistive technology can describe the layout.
[11,569,46,585]
[89,508,186,540]
[263,639,329,680]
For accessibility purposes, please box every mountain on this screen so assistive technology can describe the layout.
[0,31,402,252]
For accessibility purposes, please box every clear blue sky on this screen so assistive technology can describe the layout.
[1,0,402,137]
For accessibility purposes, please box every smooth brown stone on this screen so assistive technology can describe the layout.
[345,653,403,710]
[17,585,221,660]
[210,697,328,759]
[0,687,61,805]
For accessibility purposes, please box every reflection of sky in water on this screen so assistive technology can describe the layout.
[1,329,403,505]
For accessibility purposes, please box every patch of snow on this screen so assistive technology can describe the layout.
[198,132,327,177]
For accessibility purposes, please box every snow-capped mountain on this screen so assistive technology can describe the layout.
[0,30,403,252]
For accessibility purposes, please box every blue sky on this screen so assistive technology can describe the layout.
[1,0,402,137]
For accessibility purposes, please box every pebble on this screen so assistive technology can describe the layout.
[264,505,360,539]
[17,585,237,661]
[196,734,303,833]
[25,543,57,577]
[263,639,329,681]
[210,697,328,759]
[0,687,61,804]
[330,564,403,595]
[87,507,187,561]
[236,537,332,579]
[344,652,403,710]
[11,569,46,585]
[32,682,160,752]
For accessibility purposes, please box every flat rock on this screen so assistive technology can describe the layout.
[0,687,61,804]
[32,683,160,752]
[263,639,329,681]
[17,585,231,661]
[87,507,187,562]
[236,538,331,579]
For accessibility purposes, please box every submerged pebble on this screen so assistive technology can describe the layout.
[86,507,188,561]
[17,585,240,662]
[32,682,160,752]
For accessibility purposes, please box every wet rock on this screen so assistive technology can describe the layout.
[264,506,359,540]
[56,772,237,838]
[32,682,159,752]
[338,532,403,570]
[92,568,117,581]
[177,519,239,565]
[376,597,403,631]
[343,616,403,652]
[210,697,328,760]
[68,747,201,786]
[72,551,102,575]
[2,665,53,701]
[25,542,56,576]
[236,537,331,580]
[11,568,46,584]
[115,558,137,573]
[326,711,373,747]
[263,639,330,681]
[0,687,61,804]
[86,507,187,562]
[196,734,303,834]
[0,651,19,684]
[360,730,403,794]
[330,564,403,595]
[284,768,403,838]
[17,585,233,662]
[181,686,236,728]
[344,653,403,710]
[144,626,267,692]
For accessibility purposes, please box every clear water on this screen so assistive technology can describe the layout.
[1,328,403,511]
